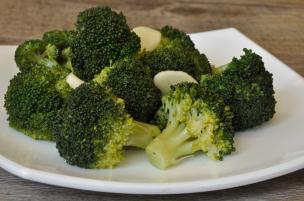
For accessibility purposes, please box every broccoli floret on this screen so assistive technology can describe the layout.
[4,65,71,141]
[15,39,61,72]
[43,30,75,71]
[42,30,75,49]
[141,26,211,80]
[53,83,160,168]
[200,49,276,130]
[160,25,195,50]
[94,57,161,122]
[146,82,235,169]
[71,6,140,81]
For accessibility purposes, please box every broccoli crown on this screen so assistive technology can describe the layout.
[42,30,75,49]
[200,48,276,130]
[4,66,66,141]
[147,82,235,169]
[71,6,140,81]
[141,26,211,80]
[15,39,61,72]
[160,25,195,50]
[54,83,160,169]
[94,57,161,122]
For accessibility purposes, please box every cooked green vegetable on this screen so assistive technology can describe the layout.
[147,82,235,169]
[53,83,160,168]
[94,57,161,122]
[4,65,71,141]
[141,26,211,80]
[15,40,60,72]
[43,30,75,71]
[42,30,75,49]
[200,49,276,130]
[71,6,140,81]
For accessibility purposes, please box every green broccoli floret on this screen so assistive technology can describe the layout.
[160,25,195,50]
[200,49,276,131]
[15,39,61,72]
[53,83,160,168]
[71,6,140,81]
[94,57,161,122]
[146,82,235,169]
[4,65,71,141]
[42,30,75,49]
[141,26,211,80]
[43,30,75,71]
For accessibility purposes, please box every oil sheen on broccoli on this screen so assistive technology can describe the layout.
[4,65,71,141]
[200,49,276,131]
[53,83,160,168]
[94,57,161,122]
[71,6,140,81]
[141,26,211,80]
[147,82,235,169]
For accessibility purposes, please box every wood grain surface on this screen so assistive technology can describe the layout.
[0,0,303,200]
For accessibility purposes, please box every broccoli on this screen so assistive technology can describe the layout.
[53,83,160,168]
[160,25,195,50]
[71,6,140,81]
[141,26,211,80]
[4,65,71,141]
[146,82,235,169]
[15,39,61,72]
[42,30,75,71]
[94,57,161,122]
[200,49,276,131]
[42,30,75,49]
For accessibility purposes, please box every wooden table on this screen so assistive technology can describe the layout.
[1,0,303,200]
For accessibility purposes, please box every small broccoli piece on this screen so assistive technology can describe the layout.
[43,30,75,71]
[4,65,71,141]
[71,6,140,81]
[200,49,276,130]
[141,26,211,80]
[53,83,160,168]
[94,57,161,122]
[15,40,61,72]
[147,82,235,169]
[160,25,195,50]
[42,30,75,49]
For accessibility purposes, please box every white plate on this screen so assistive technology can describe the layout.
[0,28,304,194]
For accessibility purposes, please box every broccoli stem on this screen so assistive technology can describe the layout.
[126,120,160,149]
[146,121,197,169]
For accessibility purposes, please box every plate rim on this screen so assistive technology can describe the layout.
[1,27,304,194]
[1,154,304,194]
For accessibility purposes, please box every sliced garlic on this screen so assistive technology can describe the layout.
[132,26,161,52]
[66,73,85,89]
[153,71,198,95]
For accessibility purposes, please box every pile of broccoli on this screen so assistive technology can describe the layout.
[4,6,276,170]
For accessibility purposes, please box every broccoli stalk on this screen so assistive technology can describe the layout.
[147,82,235,169]
[126,120,160,148]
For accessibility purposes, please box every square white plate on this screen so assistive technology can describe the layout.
[0,28,304,194]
